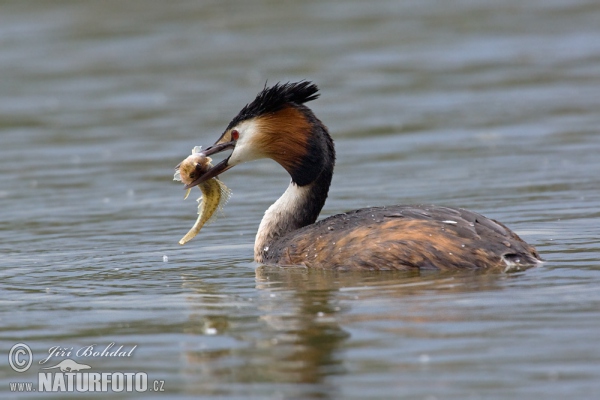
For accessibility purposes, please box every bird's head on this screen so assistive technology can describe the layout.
[184,81,333,189]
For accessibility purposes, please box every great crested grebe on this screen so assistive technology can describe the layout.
[185,81,542,271]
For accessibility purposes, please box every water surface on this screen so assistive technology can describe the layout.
[1,1,600,399]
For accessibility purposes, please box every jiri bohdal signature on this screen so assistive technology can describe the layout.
[38,342,137,365]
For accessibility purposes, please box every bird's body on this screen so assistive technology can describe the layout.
[187,81,542,271]
[260,204,540,271]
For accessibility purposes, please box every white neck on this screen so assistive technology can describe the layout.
[254,182,312,262]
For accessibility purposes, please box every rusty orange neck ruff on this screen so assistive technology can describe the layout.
[254,106,334,186]
[248,106,335,262]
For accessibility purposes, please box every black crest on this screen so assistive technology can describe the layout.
[226,81,320,130]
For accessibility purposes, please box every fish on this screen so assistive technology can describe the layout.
[174,146,231,245]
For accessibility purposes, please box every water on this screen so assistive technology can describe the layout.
[1,0,600,398]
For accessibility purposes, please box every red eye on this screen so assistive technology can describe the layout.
[231,130,239,141]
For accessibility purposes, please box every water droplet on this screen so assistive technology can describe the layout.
[263,246,269,252]
[205,327,217,335]
[162,255,168,262]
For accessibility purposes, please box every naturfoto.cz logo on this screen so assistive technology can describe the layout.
[8,343,165,393]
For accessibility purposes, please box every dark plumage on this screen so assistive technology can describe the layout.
[225,81,320,132]
[262,205,542,271]
[190,81,542,271]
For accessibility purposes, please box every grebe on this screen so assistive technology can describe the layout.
[185,81,542,271]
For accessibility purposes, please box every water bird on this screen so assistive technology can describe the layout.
[185,81,542,271]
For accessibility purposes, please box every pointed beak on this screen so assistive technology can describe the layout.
[184,140,236,189]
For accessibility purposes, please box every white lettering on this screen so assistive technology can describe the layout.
[112,372,124,392]
[65,373,75,391]
[100,342,114,357]
[77,372,88,391]
[52,373,66,392]
[88,372,101,391]
[39,346,72,365]
[101,372,111,391]
[135,372,147,392]
[76,345,94,357]
[37,372,150,393]
[39,373,52,391]
[124,372,135,391]
[127,345,137,356]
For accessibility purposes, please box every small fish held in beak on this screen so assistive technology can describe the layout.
[174,146,231,245]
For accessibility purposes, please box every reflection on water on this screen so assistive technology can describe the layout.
[175,266,552,398]
[176,267,504,397]
[2,0,600,398]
